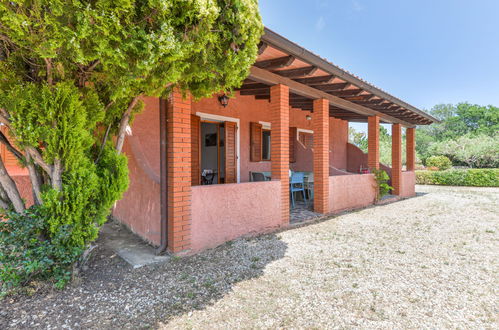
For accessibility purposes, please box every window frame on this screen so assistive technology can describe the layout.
[261,128,271,161]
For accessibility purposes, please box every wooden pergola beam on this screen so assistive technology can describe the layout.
[343,94,373,101]
[328,89,363,97]
[273,66,318,78]
[258,42,268,55]
[239,88,270,96]
[255,55,295,70]
[311,82,349,92]
[249,66,415,127]
[237,83,270,91]
[294,75,335,84]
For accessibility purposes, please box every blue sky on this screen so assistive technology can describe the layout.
[259,0,499,113]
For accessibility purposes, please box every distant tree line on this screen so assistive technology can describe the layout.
[349,102,499,168]
[417,103,498,168]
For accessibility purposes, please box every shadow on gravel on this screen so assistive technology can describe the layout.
[0,232,288,329]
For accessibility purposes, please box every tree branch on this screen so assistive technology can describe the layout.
[115,95,141,154]
[0,184,12,211]
[86,60,100,72]
[0,155,24,213]
[25,153,43,205]
[96,123,111,164]
[0,109,53,178]
[51,158,62,191]
[24,146,53,178]
[44,58,53,85]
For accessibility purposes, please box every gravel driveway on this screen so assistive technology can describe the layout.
[2,185,498,329]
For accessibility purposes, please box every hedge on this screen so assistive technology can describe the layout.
[416,169,499,187]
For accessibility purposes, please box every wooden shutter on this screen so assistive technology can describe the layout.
[225,121,237,183]
[289,127,297,163]
[191,115,201,186]
[250,122,262,162]
[0,126,19,167]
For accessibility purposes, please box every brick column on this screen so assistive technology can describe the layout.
[406,127,416,171]
[313,98,329,214]
[167,91,192,253]
[270,84,290,225]
[391,123,402,195]
[368,115,380,170]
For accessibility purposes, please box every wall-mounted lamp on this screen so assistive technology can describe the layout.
[306,115,312,121]
[218,94,230,108]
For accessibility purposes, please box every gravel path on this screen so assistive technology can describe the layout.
[2,185,498,329]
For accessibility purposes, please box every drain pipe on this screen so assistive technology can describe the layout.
[156,97,168,255]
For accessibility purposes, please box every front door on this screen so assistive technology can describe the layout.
[191,118,237,185]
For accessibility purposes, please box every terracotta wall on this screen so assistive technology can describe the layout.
[114,93,350,245]
[346,143,391,177]
[291,117,348,174]
[329,118,348,170]
[328,174,377,213]
[191,181,282,252]
[400,171,416,198]
[113,96,161,245]
[193,93,323,182]
[192,94,349,182]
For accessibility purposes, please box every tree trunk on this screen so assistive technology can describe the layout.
[26,154,43,205]
[115,96,140,154]
[51,158,62,191]
[0,156,24,213]
[0,184,12,210]
[25,146,53,177]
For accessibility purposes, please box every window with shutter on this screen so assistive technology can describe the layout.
[224,121,237,183]
[191,115,201,186]
[250,122,262,162]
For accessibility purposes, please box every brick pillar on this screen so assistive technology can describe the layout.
[391,123,402,195]
[313,98,329,214]
[270,84,290,225]
[368,115,380,170]
[167,91,192,253]
[406,127,416,171]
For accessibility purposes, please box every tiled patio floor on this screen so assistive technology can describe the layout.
[290,200,324,224]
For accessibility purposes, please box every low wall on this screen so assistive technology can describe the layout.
[400,171,416,197]
[191,181,282,252]
[329,174,377,213]
[347,143,391,179]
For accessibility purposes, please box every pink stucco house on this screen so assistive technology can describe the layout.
[108,28,438,255]
[0,28,437,255]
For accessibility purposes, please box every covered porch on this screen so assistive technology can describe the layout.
[113,28,437,254]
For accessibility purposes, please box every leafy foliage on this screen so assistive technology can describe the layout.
[0,208,83,295]
[348,127,368,153]
[425,156,452,171]
[415,169,499,187]
[349,126,407,166]
[427,134,499,168]
[417,103,499,162]
[0,0,263,293]
[371,169,393,200]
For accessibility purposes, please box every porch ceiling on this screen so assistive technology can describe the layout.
[235,28,438,126]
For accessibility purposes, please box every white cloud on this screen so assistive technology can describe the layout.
[315,16,326,32]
